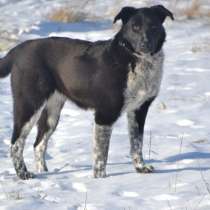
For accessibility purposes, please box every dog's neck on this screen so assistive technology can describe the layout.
[117,39,137,58]
[109,35,137,67]
[109,34,162,72]
[112,30,164,60]
[113,33,137,60]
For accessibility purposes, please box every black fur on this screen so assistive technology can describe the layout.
[135,97,155,136]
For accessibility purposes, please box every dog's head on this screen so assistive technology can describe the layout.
[114,5,174,55]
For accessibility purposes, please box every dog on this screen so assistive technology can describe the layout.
[0,5,173,179]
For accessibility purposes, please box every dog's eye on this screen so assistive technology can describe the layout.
[132,25,141,32]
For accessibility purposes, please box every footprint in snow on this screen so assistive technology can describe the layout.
[176,119,195,127]
[204,92,210,97]
[72,182,87,193]
[179,159,194,164]
[120,191,139,198]
[175,183,188,188]
[184,68,209,73]
[153,194,179,201]
[77,203,98,210]
[40,194,61,203]
[73,171,92,178]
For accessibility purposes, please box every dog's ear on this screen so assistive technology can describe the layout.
[113,7,137,24]
[150,5,174,23]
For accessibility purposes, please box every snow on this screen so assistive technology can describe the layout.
[121,191,139,198]
[0,0,210,210]
[176,119,195,127]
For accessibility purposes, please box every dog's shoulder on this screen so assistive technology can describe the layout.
[81,40,112,59]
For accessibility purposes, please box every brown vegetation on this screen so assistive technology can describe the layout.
[47,7,87,23]
[172,0,210,19]
[182,0,202,19]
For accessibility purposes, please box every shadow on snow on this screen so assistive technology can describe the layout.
[37,151,210,178]
[30,20,112,36]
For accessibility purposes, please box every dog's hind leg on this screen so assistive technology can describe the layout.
[127,98,154,173]
[11,102,46,180]
[10,63,56,179]
[34,91,65,173]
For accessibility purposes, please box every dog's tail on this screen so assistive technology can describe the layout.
[0,52,13,78]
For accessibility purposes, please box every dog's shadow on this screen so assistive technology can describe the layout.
[37,163,92,179]
[155,151,210,174]
[37,151,210,179]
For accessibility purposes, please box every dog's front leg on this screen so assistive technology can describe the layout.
[127,98,154,173]
[93,123,112,178]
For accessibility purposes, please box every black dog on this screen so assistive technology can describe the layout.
[0,5,173,179]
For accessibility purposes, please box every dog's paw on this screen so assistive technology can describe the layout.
[17,171,35,180]
[135,164,154,173]
[36,165,48,173]
[93,169,106,178]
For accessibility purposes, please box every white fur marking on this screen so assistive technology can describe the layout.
[11,103,46,177]
[47,91,66,127]
[35,129,53,172]
[34,91,66,173]
[123,50,164,112]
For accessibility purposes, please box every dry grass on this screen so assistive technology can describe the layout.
[105,0,125,20]
[191,40,210,53]
[172,0,210,19]
[181,0,202,19]
[191,45,203,53]
[48,0,210,22]
[48,7,87,23]
[0,33,17,51]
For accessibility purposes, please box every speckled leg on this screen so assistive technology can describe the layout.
[11,130,35,179]
[93,123,112,178]
[34,91,65,173]
[11,105,45,180]
[127,99,154,173]
[34,113,54,173]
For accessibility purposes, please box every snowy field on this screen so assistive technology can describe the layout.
[0,0,210,210]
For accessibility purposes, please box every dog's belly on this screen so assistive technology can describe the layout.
[123,51,164,112]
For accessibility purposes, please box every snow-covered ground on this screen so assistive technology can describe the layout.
[0,0,210,210]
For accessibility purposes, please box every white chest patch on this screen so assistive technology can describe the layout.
[123,50,164,112]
